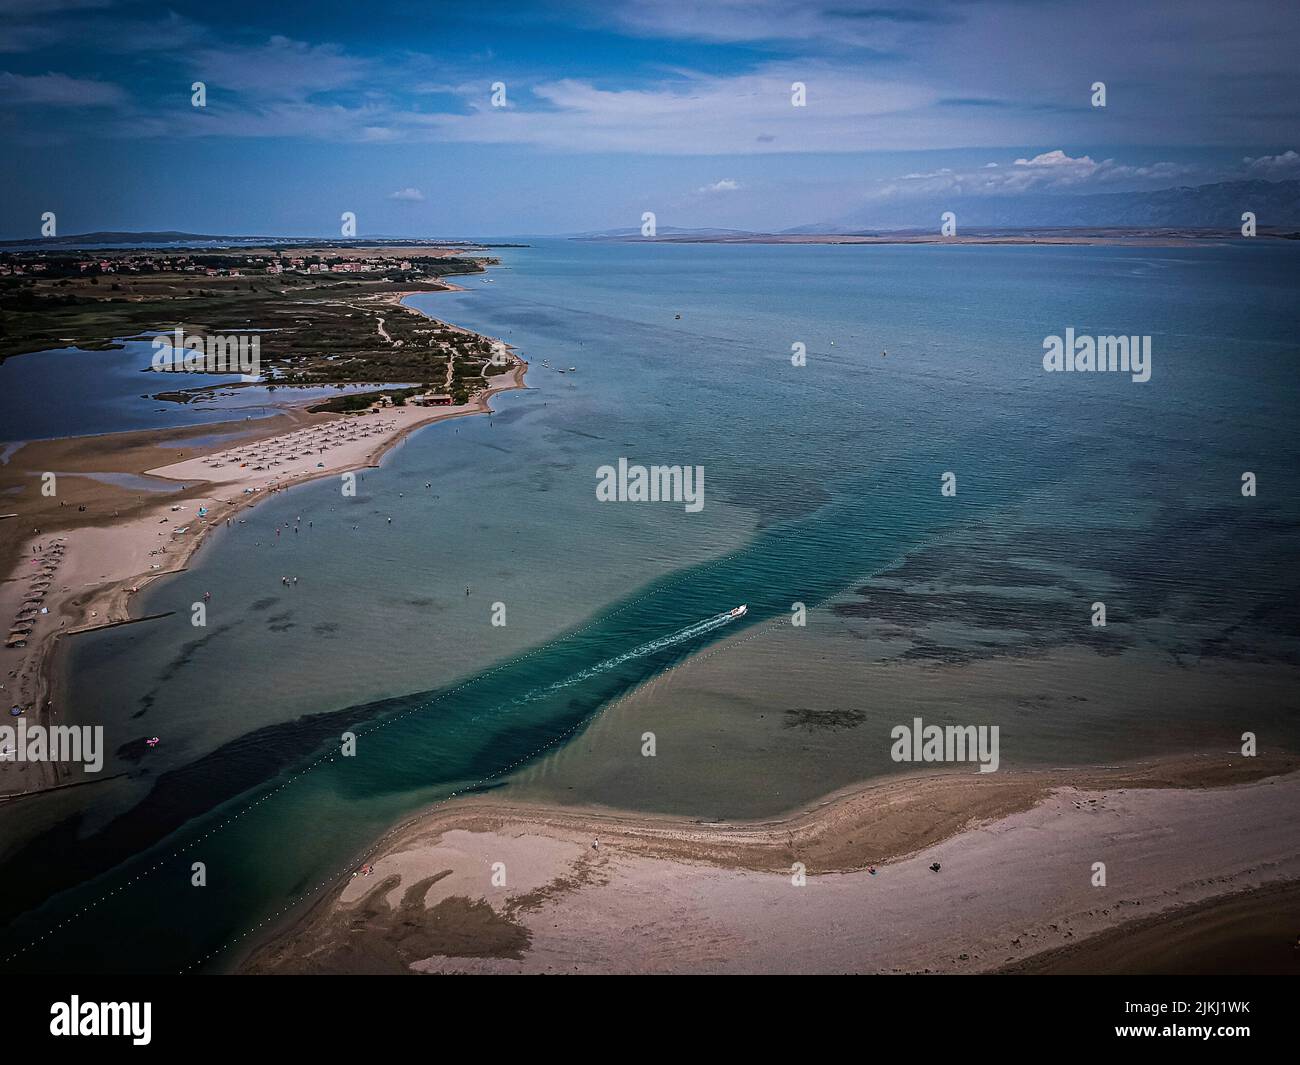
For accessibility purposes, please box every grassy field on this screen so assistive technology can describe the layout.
[0,251,498,392]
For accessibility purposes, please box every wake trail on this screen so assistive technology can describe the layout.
[512,609,743,705]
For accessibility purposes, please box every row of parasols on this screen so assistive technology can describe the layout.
[6,540,65,649]
[205,419,398,471]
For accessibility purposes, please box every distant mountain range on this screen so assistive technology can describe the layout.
[6,179,1298,249]
[790,179,1300,233]
[1,230,248,247]
[573,225,757,239]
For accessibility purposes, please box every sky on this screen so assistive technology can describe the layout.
[1,0,1298,237]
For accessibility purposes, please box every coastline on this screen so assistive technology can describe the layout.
[997,878,1300,975]
[242,751,1300,974]
[602,230,1298,247]
[0,293,527,797]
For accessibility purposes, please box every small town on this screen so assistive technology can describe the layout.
[0,248,461,279]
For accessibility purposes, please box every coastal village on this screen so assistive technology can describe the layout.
[2,251,433,278]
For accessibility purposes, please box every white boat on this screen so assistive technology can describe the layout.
[728,604,747,619]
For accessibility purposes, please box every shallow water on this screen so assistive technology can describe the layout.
[0,239,1297,972]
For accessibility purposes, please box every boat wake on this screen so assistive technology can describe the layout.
[513,608,747,705]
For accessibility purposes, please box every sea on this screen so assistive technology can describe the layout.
[0,238,1297,972]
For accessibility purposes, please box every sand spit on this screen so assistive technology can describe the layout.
[244,752,1300,975]
[0,324,526,796]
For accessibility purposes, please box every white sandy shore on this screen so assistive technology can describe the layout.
[244,757,1300,974]
[382,776,1300,974]
[0,353,526,796]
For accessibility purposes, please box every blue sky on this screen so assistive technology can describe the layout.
[2,0,1298,237]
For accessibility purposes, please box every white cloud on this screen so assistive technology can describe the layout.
[415,62,940,154]
[1240,150,1300,180]
[873,150,1195,200]
[6,8,1292,157]
[189,36,370,101]
[0,70,126,106]
[698,179,740,194]
[596,0,941,49]
[387,187,425,202]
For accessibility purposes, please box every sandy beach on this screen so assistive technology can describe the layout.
[0,304,527,796]
[244,751,1300,975]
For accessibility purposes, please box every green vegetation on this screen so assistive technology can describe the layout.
[0,248,503,395]
[307,385,428,414]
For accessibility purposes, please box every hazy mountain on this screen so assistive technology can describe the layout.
[0,230,255,248]
[573,225,757,239]
[792,179,1300,233]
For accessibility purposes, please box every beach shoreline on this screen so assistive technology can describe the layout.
[241,750,1300,975]
[0,293,527,797]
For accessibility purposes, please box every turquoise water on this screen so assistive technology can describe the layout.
[0,239,1297,972]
